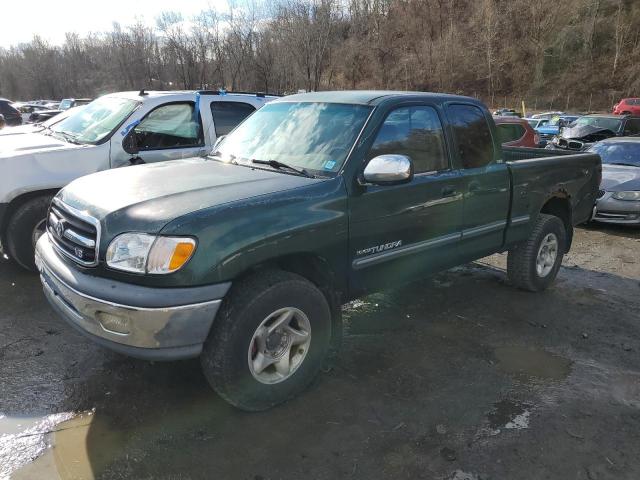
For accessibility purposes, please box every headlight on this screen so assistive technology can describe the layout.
[106,233,196,274]
[612,191,640,201]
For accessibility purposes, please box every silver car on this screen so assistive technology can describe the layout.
[589,138,640,225]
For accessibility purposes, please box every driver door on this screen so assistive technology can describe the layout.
[110,101,207,167]
[348,104,464,293]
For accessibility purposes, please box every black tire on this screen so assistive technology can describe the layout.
[5,195,53,271]
[201,269,333,411]
[507,214,566,292]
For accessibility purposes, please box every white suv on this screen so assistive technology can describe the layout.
[0,90,277,269]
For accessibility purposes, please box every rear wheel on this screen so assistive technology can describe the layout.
[200,270,332,411]
[507,214,566,292]
[6,195,53,271]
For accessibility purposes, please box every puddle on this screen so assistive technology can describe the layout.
[13,411,125,480]
[0,412,75,480]
[12,388,228,479]
[494,346,572,381]
[487,399,531,430]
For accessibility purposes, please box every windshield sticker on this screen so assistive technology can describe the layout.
[323,160,337,170]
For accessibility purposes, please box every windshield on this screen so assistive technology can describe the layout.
[547,116,562,127]
[574,116,622,132]
[215,102,373,174]
[588,142,640,167]
[51,97,139,144]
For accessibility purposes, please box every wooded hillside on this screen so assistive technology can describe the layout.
[1,0,638,111]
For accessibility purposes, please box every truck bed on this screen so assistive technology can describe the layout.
[503,148,601,247]
[502,146,577,161]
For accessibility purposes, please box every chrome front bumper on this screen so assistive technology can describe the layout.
[36,234,228,360]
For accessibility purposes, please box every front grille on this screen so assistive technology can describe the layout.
[567,140,584,150]
[597,189,606,199]
[47,199,99,266]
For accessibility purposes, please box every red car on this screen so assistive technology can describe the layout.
[494,116,540,148]
[613,98,640,116]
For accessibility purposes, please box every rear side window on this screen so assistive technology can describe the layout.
[0,102,13,114]
[623,119,640,135]
[496,123,525,144]
[211,101,256,136]
[447,104,495,168]
[368,105,448,173]
[133,102,203,150]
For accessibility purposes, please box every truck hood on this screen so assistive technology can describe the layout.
[601,164,640,192]
[0,124,45,137]
[0,131,81,157]
[57,158,322,233]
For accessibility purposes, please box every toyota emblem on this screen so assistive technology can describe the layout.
[55,221,64,238]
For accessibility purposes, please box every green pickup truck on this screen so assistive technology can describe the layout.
[36,91,601,410]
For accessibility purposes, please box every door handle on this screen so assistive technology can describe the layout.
[441,186,457,197]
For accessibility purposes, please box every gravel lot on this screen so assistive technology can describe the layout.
[1,224,639,480]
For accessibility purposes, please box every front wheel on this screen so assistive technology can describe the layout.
[200,270,332,411]
[5,195,53,271]
[507,214,566,292]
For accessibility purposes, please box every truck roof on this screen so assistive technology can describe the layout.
[275,90,480,106]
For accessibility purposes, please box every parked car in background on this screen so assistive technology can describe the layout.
[35,91,600,411]
[613,98,640,116]
[589,138,640,225]
[535,114,580,146]
[494,116,540,147]
[0,90,277,270]
[526,118,549,129]
[14,103,51,123]
[59,98,92,110]
[547,114,640,151]
[0,107,82,136]
[493,108,520,117]
[29,99,93,123]
[530,111,564,120]
[28,108,64,123]
[0,99,23,126]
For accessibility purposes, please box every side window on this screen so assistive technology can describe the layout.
[447,104,495,168]
[211,101,256,136]
[496,123,525,144]
[133,102,202,150]
[623,119,640,135]
[368,106,448,173]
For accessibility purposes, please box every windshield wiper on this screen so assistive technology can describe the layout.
[53,130,81,145]
[251,159,315,178]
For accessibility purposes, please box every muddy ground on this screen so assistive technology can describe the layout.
[1,224,639,480]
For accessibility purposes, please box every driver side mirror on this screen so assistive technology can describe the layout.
[361,154,413,185]
[122,132,139,155]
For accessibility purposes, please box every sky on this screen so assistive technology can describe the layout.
[0,0,230,48]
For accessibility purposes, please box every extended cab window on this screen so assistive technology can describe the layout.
[623,119,640,136]
[368,106,448,173]
[211,101,256,136]
[496,123,525,144]
[133,102,202,150]
[447,104,494,168]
